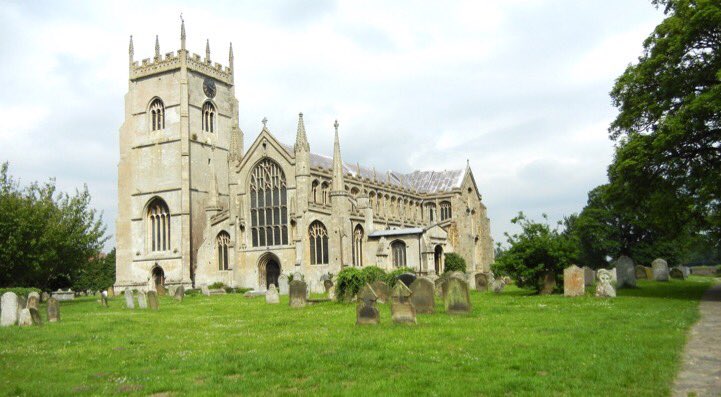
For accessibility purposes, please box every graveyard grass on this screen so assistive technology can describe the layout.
[0,277,716,396]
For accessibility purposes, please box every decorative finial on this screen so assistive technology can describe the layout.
[466,159,470,168]
[262,117,268,128]
[180,14,186,50]
[129,35,134,63]
[373,166,377,181]
[154,35,160,60]
[334,119,339,132]
[229,42,234,61]
[205,39,211,62]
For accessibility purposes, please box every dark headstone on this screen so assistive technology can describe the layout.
[397,273,417,287]
[174,285,185,301]
[28,307,42,325]
[147,290,159,310]
[409,277,435,314]
[323,279,334,294]
[475,272,492,292]
[26,295,40,311]
[390,281,416,324]
[539,272,556,295]
[371,280,390,304]
[47,297,60,322]
[289,280,307,308]
[443,276,471,314]
[635,265,647,279]
[615,255,636,288]
[670,267,685,280]
[356,284,380,325]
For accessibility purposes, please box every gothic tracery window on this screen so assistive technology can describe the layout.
[309,221,329,265]
[391,240,406,267]
[321,182,330,206]
[249,159,288,247]
[352,225,364,267]
[147,198,170,252]
[217,231,230,270]
[440,201,452,221]
[150,98,165,131]
[202,102,216,133]
[426,203,437,222]
[311,180,319,204]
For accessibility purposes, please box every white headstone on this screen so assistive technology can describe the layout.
[201,284,210,296]
[265,284,280,304]
[1,292,19,326]
[17,308,33,326]
[137,291,147,309]
[278,274,289,295]
[124,288,135,309]
[652,258,670,281]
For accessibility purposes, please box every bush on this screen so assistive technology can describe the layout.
[384,267,415,287]
[444,253,467,273]
[335,267,364,302]
[209,282,226,290]
[360,266,386,284]
[0,287,42,297]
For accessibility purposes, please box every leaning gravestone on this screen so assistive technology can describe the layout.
[41,292,50,303]
[29,307,42,325]
[615,255,636,288]
[124,288,135,309]
[390,281,416,324]
[266,284,280,304]
[409,277,435,314]
[18,309,33,327]
[492,279,506,293]
[397,273,417,287]
[278,275,289,295]
[200,284,211,296]
[540,272,557,295]
[174,285,185,301]
[564,265,585,297]
[147,291,159,310]
[47,298,60,322]
[289,280,307,308]
[582,266,595,286]
[635,265,647,279]
[652,258,670,281]
[137,291,147,309]
[1,292,19,327]
[595,269,616,298]
[356,284,380,325]
[443,276,471,314]
[670,267,685,280]
[475,272,492,292]
[26,294,40,311]
[680,266,691,278]
[371,280,391,304]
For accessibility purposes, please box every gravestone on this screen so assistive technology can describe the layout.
[29,307,42,325]
[137,291,147,309]
[278,275,289,295]
[539,272,557,295]
[41,292,50,302]
[52,289,74,301]
[47,298,60,322]
[266,284,280,304]
[492,279,506,293]
[107,287,114,297]
[292,272,303,282]
[356,284,380,325]
[564,265,585,297]
[635,265,647,279]
[28,291,40,303]
[409,277,435,314]
[390,281,416,324]
[200,284,211,296]
[670,267,685,280]
[327,285,336,301]
[157,285,167,296]
[1,292,19,326]
[289,280,307,308]
[435,273,450,297]
[502,276,512,285]
[397,273,417,287]
[443,276,471,314]
[610,268,617,283]
[124,288,135,309]
[174,285,185,301]
[371,280,390,304]
[99,291,108,307]
[595,269,616,298]
[323,279,334,296]
[652,258,670,281]
[615,255,636,288]
[681,266,691,278]
[17,295,27,321]
[644,267,653,280]
[475,272,493,292]
[147,291,159,310]
[582,266,595,286]
[26,294,40,311]
[18,309,33,327]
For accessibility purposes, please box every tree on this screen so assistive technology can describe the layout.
[492,213,578,292]
[74,248,116,292]
[0,163,107,290]
[443,253,467,273]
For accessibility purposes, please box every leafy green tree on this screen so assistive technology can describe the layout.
[74,248,116,292]
[443,253,466,273]
[492,213,578,292]
[0,163,107,290]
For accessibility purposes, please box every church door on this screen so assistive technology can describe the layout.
[434,245,443,274]
[266,260,280,289]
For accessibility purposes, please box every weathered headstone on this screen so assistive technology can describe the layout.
[371,280,390,304]
[595,269,616,298]
[582,266,595,286]
[502,276,512,285]
[564,265,585,297]
[434,273,450,297]
[26,294,40,311]
[107,287,114,297]
[99,291,108,307]
[356,284,380,325]
[635,265,647,279]
[157,284,167,296]
[670,267,685,280]
[200,284,210,296]
[475,272,493,292]
[266,284,280,304]
[615,255,636,288]
[492,279,506,293]
[652,258,670,281]
[137,291,147,309]
[390,281,416,324]
[167,285,177,297]
[681,266,691,278]
[327,285,336,300]
[17,308,33,327]
[289,280,307,308]
[1,292,19,326]
[124,288,135,309]
[147,290,159,310]
[644,267,653,280]
[28,291,40,302]
[174,285,185,301]
[47,297,60,322]
[41,292,50,302]
[292,272,303,282]
[539,272,557,295]
[278,275,289,295]
[443,276,471,314]
[29,307,42,325]
[397,273,417,287]
[52,289,74,301]
[409,277,435,314]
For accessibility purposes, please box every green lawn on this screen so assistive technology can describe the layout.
[0,277,715,396]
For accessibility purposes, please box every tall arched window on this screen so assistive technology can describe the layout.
[249,159,288,247]
[149,98,165,131]
[309,221,329,265]
[425,203,437,222]
[311,180,319,204]
[391,240,406,267]
[321,182,330,206]
[147,198,170,252]
[202,102,216,133]
[352,225,364,267]
[440,201,452,221]
[217,231,230,270]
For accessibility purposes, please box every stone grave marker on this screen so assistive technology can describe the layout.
[157,284,167,296]
[29,307,42,325]
[1,292,19,326]
[356,284,380,325]
[644,267,653,280]
[47,298,60,322]
[540,272,557,295]
[680,266,691,278]
[99,291,108,307]
[615,255,636,288]
[147,290,159,310]
[174,285,185,301]
[475,272,492,292]
[201,284,211,296]
[652,258,670,281]
[18,309,33,327]
[323,279,334,295]
[564,265,585,297]
[266,284,280,304]
[107,287,114,297]
[124,288,135,309]
[492,279,506,293]
[289,280,307,308]
[582,266,595,286]
[26,294,40,311]
[670,267,685,280]
[137,291,147,309]
[278,275,289,295]
[390,281,416,324]
[409,277,435,314]
[443,276,471,314]
[371,280,390,304]
[41,292,50,302]
[397,273,417,287]
[635,265,647,279]
[595,269,616,298]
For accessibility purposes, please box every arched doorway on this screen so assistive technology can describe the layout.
[258,253,281,290]
[434,245,443,275]
[151,265,165,294]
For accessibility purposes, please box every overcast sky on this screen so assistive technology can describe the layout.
[0,1,663,250]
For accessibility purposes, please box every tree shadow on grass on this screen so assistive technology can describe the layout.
[616,280,715,302]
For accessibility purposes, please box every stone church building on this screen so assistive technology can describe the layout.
[114,23,494,293]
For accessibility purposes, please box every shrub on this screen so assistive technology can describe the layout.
[209,282,226,290]
[335,267,364,302]
[360,266,386,284]
[443,253,467,273]
[0,287,42,297]
[384,267,415,287]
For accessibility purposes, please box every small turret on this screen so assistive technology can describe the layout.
[128,35,134,65]
[228,42,234,70]
[332,120,345,193]
[294,113,310,153]
[205,39,211,63]
[154,35,160,60]
[180,17,186,50]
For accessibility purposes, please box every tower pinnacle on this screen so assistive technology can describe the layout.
[180,15,186,50]
[294,112,310,152]
[228,42,234,69]
[154,35,160,60]
[128,35,134,64]
[332,120,345,192]
[205,39,211,62]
